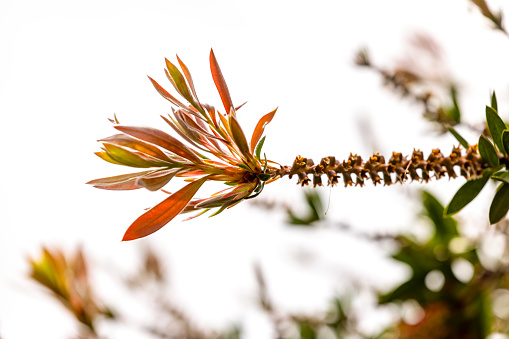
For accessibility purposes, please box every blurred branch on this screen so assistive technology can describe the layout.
[470,0,508,36]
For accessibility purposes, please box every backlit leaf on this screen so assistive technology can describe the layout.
[444,171,492,215]
[209,49,234,114]
[87,170,155,190]
[486,106,507,154]
[446,125,469,149]
[255,136,266,161]
[147,76,186,108]
[478,135,499,167]
[115,125,203,163]
[100,134,172,162]
[136,169,180,191]
[122,177,209,241]
[489,183,509,224]
[250,108,277,153]
[165,58,198,107]
[103,143,163,168]
[229,115,251,160]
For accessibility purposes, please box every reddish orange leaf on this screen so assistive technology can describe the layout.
[229,115,253,163]
[250,107,277,153]
[87,170,155,190]
[100,134,172,162]
[122,176,209,241]
[209,49,234,114]
[176,55,201,106]
[136,169,180,191]
[147,76,186,109]
[165,58,197,108]
[103,143,166,168]
[114,125,203,163]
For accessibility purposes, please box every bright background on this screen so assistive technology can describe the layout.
[1,0,509,338]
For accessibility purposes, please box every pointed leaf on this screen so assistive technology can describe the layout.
[122,177,209,241]
[136,169,180,191]
[87,170,156,190]
[250,108,277,153]
[491,91,498,112]
[446,125,469,149]
[115,125,203,163]
[103,143,164,168]
[445,171,492,215]
[176,55,202,111]
[486,106,507,155]
[147,76,187,108]
[165,58,198,107]
[100,134,173,162]
[95,151,124,166]
[255,136,266,161]
[209,49,234,114]
[229,115,251,160]
[479,135,499,167]
[489,183,509,224]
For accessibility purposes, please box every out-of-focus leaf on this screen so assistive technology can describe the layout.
[209,49,234,114]
[448,85,461,123]
[423,191,458,241]
[444,171,492,215]
[478,135,499,167]
[122,177,209,241]
[486,106,507,154]
[255,136,266,161]
[492,91,498,112]
[503,130,509,155]
[446,125,469,149]
[489,183,509,224]
[114,125,203,163]
[288,190,324,226]
[136,169,180,191]
[250,108,277,153]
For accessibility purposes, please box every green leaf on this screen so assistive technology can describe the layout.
[255,136,266,161]
[236,163,251,171]
[491,91,498,112]
[486,106,507,155]
[444,171,492,215]
[478,135,499,167]
[491,171,509,185]
[446,125,469,149]
[503,130,509,155]
[448,85,461,124]
[489,183,509,224]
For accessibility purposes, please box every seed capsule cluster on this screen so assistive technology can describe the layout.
[275,145,493,187]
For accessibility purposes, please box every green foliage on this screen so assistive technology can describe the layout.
[478,135,499,167]
[444,170,491,216]
[486,105,507,155]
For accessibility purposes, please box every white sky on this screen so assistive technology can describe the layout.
[1,0,509,338]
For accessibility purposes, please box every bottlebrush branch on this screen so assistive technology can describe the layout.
[89,50,509,241]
